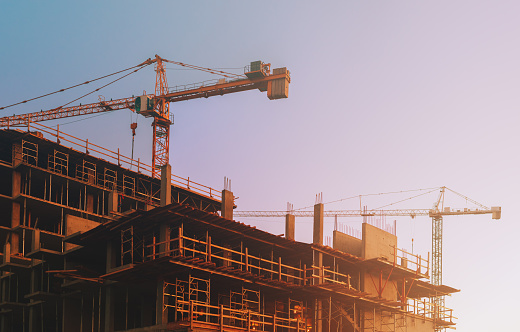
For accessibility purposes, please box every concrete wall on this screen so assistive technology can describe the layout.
[362,223,397,261]
[361,223,399,302]
[64,214,100,250]
[333,230,362,257]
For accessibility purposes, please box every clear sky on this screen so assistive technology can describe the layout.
[1,1,517,330]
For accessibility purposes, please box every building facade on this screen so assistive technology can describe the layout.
[0,128,457,331]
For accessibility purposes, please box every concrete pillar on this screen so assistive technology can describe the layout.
[313,203,324,245]
[104,286,115,332]
[221,189,234,220]
[316,299,323,332]
[106,240,116,273]
[12,143,22,167]
[10,203,19,254]
[108,191,119,214]
[156,279,167,326]
[86,193,94,213]
[141,295,154,327]
[285,214,295,240]
[160,164,171,207]
[11,171,21,254]
[32,229,40,252]
[3,243,10,264]
[158,223,170,257]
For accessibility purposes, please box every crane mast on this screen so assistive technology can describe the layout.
[152,55,171,177]
[234,187,500,331]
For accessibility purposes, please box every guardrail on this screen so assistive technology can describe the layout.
[406,298,457,324]
[11,122,221,201]
[143,233,355,289]
[391,245,429,276]
[176,300,307,332]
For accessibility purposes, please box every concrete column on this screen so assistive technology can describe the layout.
[108,191,119,214]
[86,193,94,213]
[11,171,21,254]
[104,286,115,332]
[160,164,171,207]
[32,229,40,252]
[3,243,10,264]
[285,214,295,240]
[156,279,167,326]
[106,240,116,273]
[10,203,20,254]
[313,203,324,245]
[158,223,170,257]
[221,189,234,220]
[12,144,22,167]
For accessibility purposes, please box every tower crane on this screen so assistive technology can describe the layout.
[234,186,501,325]
[0,55,291,177]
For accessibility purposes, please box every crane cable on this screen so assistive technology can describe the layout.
[162,58,246,79]
[52,64,151,111]
[373,188,440,210]
[0,62,151,111]
[293,187,441,211]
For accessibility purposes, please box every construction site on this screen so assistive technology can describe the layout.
[0,56,501,332]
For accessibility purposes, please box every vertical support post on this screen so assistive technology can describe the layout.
[219,305,223,331]
[354,302,357,330]
[103,286,115,332]
[160,164,171,207]
[178,225,183,256]
[207,236,212,261]
[156,279,167,326]
[328,297,331,332]
[158,223,170,258]
[11,170,21,254]
[278,256,282,281]
[189,301,193,329]
[303,264,307,286]
[245,247,249,271]
[285,213,295,240]
[221,189,234,220]
[108,191,118,214]
[313,203,324,245]
[316,299,322,332]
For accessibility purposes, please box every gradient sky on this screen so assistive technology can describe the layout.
[1,1,518,330]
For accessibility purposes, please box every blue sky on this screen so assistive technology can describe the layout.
[1,1,518,330]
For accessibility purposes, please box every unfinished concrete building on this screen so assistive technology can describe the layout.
[0,125,458,331]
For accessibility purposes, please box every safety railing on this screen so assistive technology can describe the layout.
[306,265,352,288]
[391,245,429,276]
[14,121,221,201]
[406,298,457,324]
[176,300,307,331]
[143,232,355,290]
[169,79,223,93]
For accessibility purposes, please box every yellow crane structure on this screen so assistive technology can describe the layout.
[0,55,291,177]
[234,186,501,329]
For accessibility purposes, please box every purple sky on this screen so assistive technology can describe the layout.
[1,2,518,330]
